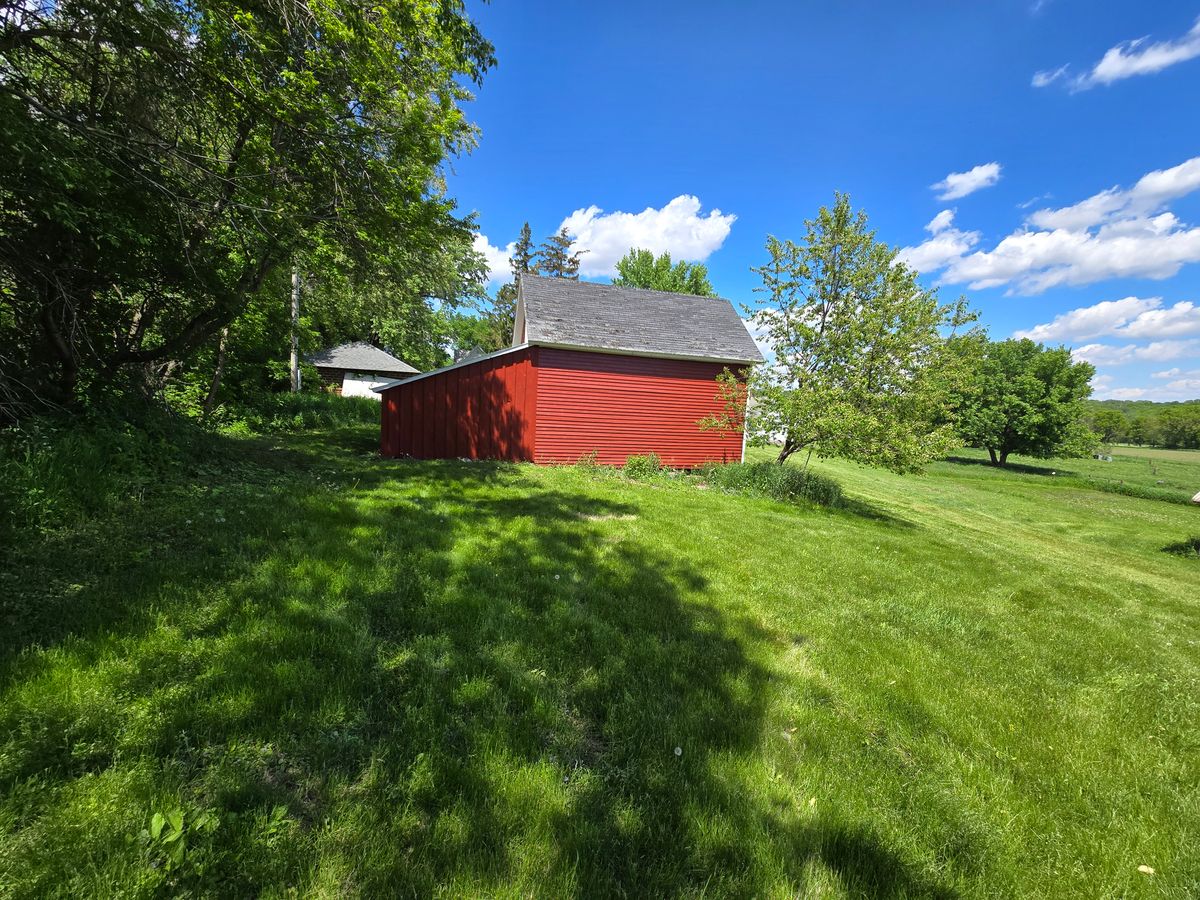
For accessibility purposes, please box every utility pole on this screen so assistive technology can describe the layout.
[289,267,301,392]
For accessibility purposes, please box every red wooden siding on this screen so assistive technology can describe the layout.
[379,348,536,461]
[379,345,746,466]
[533,347,744,467]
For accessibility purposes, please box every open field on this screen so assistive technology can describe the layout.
[921,445,1200,505]
[2,424,1199,897]
[1110,445,1200,465]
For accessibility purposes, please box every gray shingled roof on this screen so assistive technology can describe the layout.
[307,341,419,375]
[518,274,763,363]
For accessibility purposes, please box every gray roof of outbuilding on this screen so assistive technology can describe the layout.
[518,274,763,364]
[306,341,419,375]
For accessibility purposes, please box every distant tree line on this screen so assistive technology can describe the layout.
[1084,401,1200,450]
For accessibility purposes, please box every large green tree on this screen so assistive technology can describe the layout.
[1157,404,1200,449]
[611,248,715,296]
[1088,407,1128,444]
[0,0,493,418]
[708,194,977,472]
[956,339,1096,466]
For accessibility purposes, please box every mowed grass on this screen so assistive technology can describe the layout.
[2,426,1199,897]
[941,445,1200,504]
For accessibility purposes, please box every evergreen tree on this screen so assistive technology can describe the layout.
[487,222,535,349]
[534,228,583,279]
[510,223,535,280]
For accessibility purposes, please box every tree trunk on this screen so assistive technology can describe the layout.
[776,434,798,464]
[289,268,301,392]
[987,447,999,466]
[203,326,229,415]
[999,450,1010,466]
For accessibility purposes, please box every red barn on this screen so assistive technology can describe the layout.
[374,274,763,466]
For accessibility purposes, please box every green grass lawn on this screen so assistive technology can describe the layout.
[935,445,1200,504]
[2,424,1198,897]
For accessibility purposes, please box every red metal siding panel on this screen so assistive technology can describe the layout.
[533,348,746,468]
[378,348,535,461]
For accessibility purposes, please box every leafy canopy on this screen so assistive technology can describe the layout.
[0,0,494,416]
[708,194,977,473]
[611,249,715,297]
[956,339,1096,466]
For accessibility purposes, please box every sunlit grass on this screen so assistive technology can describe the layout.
[2,425,1198,897]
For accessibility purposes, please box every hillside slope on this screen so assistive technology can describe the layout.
[2,423,1198,897]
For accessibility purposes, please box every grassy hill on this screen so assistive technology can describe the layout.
[2,411,1198,897]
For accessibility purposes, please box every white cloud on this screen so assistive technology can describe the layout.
[1109,388,1150,399]
[1017,193,1053,210]
[1084,16,1200,88]
[1028,157,1200,230]
[1119,300,1200,338]
[559,195,735,278]
[1153,367,1200,379]
[930,162,1002,201]
[1094,380,1200,401]
[1070,339,1200,367]
[927,209,956,233]
[1031,65,1068,88]
[1014,297,1200,342]
[900,156,1200,293]
[1036,16,1200,91]
[473,232,514,284]
[896,210,980,274]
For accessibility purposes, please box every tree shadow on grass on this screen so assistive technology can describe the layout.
[1162,536,1200,558]
[941,455,1076,478]
[834,496,918,529]
[0,429,961,897]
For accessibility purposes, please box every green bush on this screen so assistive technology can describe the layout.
[0,394,376,546]
[623,453,663,479]
[701,461,845,508]
[215,392,379,434]
[0,406,214,543]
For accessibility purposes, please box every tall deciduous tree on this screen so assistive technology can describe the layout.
[1126,417,1151,446]
[1089,407,1128,444]
[0,0,494,418]
[1156,404,1200,449]
[611,249,715,296]
[708,194,977,472]
[956,339,1096,466]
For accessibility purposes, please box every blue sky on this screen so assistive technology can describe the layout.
[450,1,1200,401]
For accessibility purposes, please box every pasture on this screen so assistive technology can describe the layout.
[2,422,1198,897]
